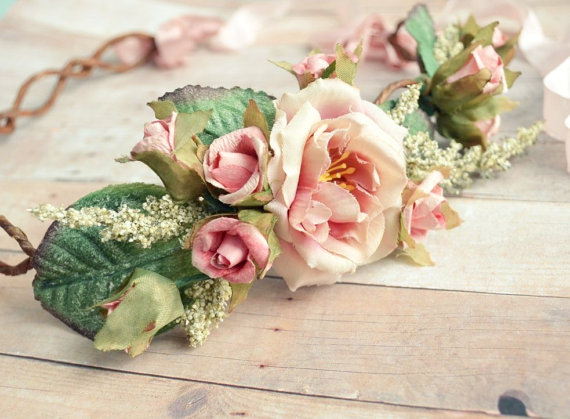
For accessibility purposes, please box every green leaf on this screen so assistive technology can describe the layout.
[93,268,184,357]
[471,22,498,47]
[397,218,434,266]
[441,202,461,230]
[228,282,253,312]
[432,68,491,112]
[504,69,521,89]
[461,96,519,121]
[148,100,177,119]
[432,42,481,87]
[32,183,207,339]
[403,110,431,136]
[436,113,486,148]
[320,60,336,79]
[133,150,205,201]
[334,43,361,86]
[173,110,212,153]
[159,86,276,145]
[404,5,439,76]
[243,99,270,140]
[269,60,294,74]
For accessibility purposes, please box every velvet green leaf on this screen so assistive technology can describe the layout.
[94,268,184,357]
[159,85,276,145]
[32,183,204,339]
[404,5,439,76]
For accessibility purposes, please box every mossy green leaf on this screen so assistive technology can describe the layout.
[159,86,276,145]
[32,183,208,339]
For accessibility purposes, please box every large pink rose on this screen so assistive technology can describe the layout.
[131,112,178,159]
[446,45,508,94]
[191,217,270,284]
[265,78,408,290]
[402,171,447,243]
[203,126,268,205]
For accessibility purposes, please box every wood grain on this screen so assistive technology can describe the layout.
[0,355,495,418]
[0,278,568,417]
[1,180,567,297]
[1,0,569,417]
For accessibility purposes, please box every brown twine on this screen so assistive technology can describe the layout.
[374,79,420,105]
[0,33,156,134]
[0,215,36,276]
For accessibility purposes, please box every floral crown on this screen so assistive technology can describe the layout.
[1,6,541,357]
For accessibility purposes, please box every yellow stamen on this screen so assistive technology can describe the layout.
[319,151,356,191]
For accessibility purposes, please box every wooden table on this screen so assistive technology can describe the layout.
[1,0,569,417]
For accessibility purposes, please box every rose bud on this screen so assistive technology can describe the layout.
[203,126,269,205]
[131,111,178,158]
[475,115,501,140]
[291,53,336,88]
[191,217,270,284]
[446,45,508,95]
[402,171,460,244]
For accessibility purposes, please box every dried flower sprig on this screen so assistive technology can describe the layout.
[433,24,464,64]
[179,279,232,348]
[404,122,543,193]
[29,194,206,248]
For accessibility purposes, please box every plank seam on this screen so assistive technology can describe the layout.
[0,352,503,417]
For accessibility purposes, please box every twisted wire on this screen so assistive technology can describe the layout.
[0,33,155,134]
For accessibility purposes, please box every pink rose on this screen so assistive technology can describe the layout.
[203,127,268,205]
[192,217,270,284]
[402,171,447,243]
[265,78,408,290]
[291,53,336,87]
[131,112,178,159]
[475,115,501,139]
[446,45,508,94]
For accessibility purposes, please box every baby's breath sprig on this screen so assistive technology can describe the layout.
[434,23,464,64]
[386,83,421,125]
[178,279,232,348]
[404,121,543,193]
[29,194,206,248]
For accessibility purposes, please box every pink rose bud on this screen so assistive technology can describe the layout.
[192,217,270,284]
[291,53,336,88]
[131,112,177,159]
[492,27,507,48]
[402,171,448,244]
[114,37,155,66]
[446,45,508,94]
[203,126,268,205]
[475,115,501,140]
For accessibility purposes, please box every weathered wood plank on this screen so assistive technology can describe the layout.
[0,355,493,418]
[2,181,567,297]
[0,279,567,417]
